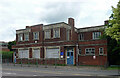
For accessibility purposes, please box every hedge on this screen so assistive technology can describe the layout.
[0,51,13,59]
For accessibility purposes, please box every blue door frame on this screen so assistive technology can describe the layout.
[67,48,74,65]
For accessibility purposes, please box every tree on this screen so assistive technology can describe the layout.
[105,0,120,41]
[8,41,16,51]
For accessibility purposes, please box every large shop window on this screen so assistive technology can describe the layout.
[85,48,95,55]
[32,48,40,59]
[46,48,59,58]
[92,32,101,39]
[18,49,29,58]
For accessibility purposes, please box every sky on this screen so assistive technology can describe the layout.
[0,0,119,42]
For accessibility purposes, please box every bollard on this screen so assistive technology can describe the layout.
[21,59,22,67]
[118,65,120,75]
[45,59,47,68]
[7,59,9,66]
[55,58,57,68]
[14,61,15,66]
[36,59,38,67]
[28,59,30,67]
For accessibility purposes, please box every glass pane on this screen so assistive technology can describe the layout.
[71,52,73,56]
[67,52,70,56]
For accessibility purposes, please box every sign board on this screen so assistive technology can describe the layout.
[60,52,64,56]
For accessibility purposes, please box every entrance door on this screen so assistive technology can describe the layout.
[67,48,74,65]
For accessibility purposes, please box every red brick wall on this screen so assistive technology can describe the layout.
[78,39,107,65]
[2,48,10,52]
[78,56,107,65]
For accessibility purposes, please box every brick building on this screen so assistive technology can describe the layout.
[12,18,108,65]
[0,41,10,52]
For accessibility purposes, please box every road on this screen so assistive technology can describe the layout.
[1,64,120,78]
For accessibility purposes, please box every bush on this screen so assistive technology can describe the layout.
[1,51,13,59]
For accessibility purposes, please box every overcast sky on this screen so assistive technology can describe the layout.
[0,0,119,42]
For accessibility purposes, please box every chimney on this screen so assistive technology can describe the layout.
[104,20,109,25]
[68,18,74,27]
[26,26,30,28]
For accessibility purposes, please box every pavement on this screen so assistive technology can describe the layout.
[1,63,120,78]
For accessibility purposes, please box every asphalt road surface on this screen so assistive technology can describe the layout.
[1,64,120,78]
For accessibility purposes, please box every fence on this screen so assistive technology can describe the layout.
[2,58,66,68]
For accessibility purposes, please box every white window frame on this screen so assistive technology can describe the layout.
[99,47,104,55]
[66,29,70,41]
[93,32,101,39]
[53,28,60,38]
[45,47,60,59]
[18,34,23,41]
[79,33,84,41]
[18,49,29,58]
[32,48,40,59]
[78,48,81,55]
[85,48,95,55]
[33,32,39,40]
[44,30,51,39]
[24,33,29,41]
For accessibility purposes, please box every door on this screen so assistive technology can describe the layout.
[67,48,74,65]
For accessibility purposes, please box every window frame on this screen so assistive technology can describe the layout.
[33,32,39,40]
[18,49,29,58]
[92,32,101,39]
[32,48,40,59]
[79,33,84,41]
[99,47,104,55]
[18,33,23,41]
[45,47,60,59]
[24,33,29,41]
[85,48,95,55]
[53,28,60,38]
[78,48,82,55]
[44,30,51,39]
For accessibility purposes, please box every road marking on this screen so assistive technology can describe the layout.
[3,72,16,75]
[33,75,37,76]
[72,73,92,76]
[3,68,63,75]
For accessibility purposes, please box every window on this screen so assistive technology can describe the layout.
[32,48,40,59]
[66,30,70,40]
[79,33,84,40]
[85,48,95,55]
[24,33,29,41]
[99,47,104,55]
[18,49,29,58]
[53,28,60,38]
[33,32,39,40]
[45,30,51,39]
[93,32,101,39]
[78,48,81,55]
[46,48,59,58]
[18,34,23,41]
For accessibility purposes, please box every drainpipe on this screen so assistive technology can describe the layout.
[76,44,78,66]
